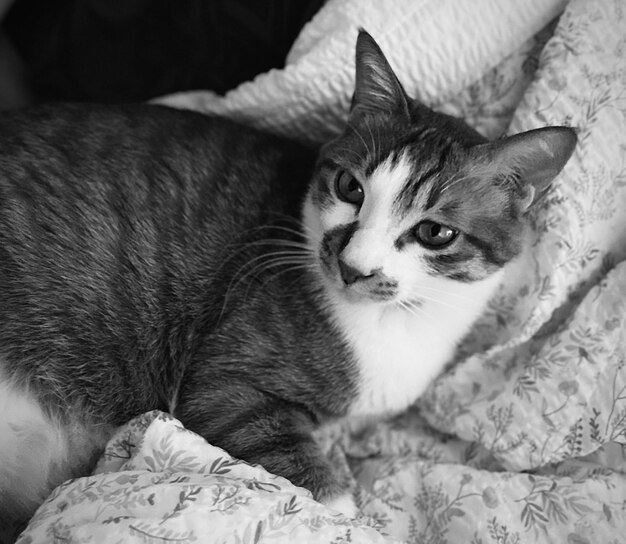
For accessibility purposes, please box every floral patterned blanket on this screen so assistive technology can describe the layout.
[17,0,626,542]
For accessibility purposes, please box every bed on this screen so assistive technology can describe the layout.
[15,0,626,541]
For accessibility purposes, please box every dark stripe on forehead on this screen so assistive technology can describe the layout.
[382,125,440,164]
[363,148,403,178]
[394,140,453,214]
[405,126,438,144]
[425,143,453,210]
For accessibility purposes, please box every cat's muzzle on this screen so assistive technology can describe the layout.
[336,258,398,301]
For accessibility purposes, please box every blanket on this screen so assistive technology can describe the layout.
[18,0,626,542]
[18,411,398,544]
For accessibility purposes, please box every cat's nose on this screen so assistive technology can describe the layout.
[338,258,374,285]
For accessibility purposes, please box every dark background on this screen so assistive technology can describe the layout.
[0,0,324,107]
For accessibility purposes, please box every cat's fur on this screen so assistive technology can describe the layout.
[0,31,576,535]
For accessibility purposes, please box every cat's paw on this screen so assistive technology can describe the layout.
[323,493,359,518]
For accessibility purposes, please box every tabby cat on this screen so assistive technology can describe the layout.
[0,30,576,534]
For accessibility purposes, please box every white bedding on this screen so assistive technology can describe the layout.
[156,0,567,143]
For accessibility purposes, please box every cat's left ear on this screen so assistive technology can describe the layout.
[479,127,577,210]
[350,29,410,121]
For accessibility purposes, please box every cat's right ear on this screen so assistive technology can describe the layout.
[350,30,410,121]
[478,126,577,210]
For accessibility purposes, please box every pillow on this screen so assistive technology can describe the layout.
[155,0,566,143]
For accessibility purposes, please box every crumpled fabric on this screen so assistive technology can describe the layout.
[18,411,401,544]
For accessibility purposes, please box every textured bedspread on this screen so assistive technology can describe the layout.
[18,0,626,542]
[18,411,398,544]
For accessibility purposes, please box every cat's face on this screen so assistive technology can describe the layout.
[305,135,508,306]
[303,31,576,307]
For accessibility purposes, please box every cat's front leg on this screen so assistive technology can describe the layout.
[175,383,357,517]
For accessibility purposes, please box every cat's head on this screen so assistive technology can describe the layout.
[303,30,576,307]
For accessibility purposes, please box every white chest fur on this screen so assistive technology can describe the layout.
[326,275,502,418]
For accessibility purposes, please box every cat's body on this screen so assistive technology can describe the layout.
[0,31,576,537]
[0,104,341,526]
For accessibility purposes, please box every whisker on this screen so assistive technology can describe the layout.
[223,250,310,300]
[240,261,317,309]
[242,239,313,252]
[221,241,310,276]
[331,146,363,164]
[254,263,318,295]
[213,240,307,298]
[262,218,318,241]
[398,301,423,321]
[365,117,377,163]
[218,252,314,321]
[377,123,382,166]
[235,251,312,276]
[347,123,371,156]
[412,284,473,302]
[440,169,467,188]
[410,289,464,311]
[238,223,308,241]
[223,226,312,262]
[400,300,448,343]
[439,172,472,193]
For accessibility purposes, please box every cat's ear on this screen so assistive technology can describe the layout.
[478,127,577,210]
[350,30,410,120]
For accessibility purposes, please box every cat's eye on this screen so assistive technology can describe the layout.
[335,171,364,205]
[415,221,457,248]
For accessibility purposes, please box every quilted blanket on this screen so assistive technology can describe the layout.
[17,0,626,542]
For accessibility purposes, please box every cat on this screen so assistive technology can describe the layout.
[0,30,576,537]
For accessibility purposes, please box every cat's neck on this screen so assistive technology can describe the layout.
[318,272,503,418]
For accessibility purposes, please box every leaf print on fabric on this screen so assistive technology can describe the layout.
[209,457,242,475]
[129,522,197,543]
[104,432,136,463]
[233,497,305,543]
[160,487,202,525]
[209,484,249,514]
[486,517,521,544]
[18,410,403,544]
[102,515,134,525]
[414,479,480,542]
[513,374,540,401]
[588,408,603,444]
[142,434,204,474]
[516,477,595,535]
[553,241,600,275]
[484,404,527,457]
[237,520,264,544]
[558,418,584,458]
[280,495,302,516]
[604,359,626,441]
[243,478,281,493]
